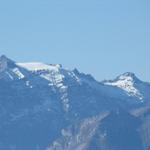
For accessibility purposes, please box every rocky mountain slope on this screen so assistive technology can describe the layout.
[0,55,150,150]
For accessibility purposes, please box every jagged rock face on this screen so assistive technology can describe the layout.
[0,55,150,150]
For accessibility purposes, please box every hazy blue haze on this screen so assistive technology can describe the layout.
[0,0,150,81]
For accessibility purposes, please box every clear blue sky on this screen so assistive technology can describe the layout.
[0,0,150,81]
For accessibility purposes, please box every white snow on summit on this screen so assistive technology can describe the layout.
[104,72,143,100]
[17,62,61,72]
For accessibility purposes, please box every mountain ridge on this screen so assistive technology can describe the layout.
[1,55,149,103]
[0,55,150,150]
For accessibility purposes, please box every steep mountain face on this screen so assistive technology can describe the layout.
[0,55,150,150]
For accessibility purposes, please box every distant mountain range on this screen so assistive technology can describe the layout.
[0,55,150,150]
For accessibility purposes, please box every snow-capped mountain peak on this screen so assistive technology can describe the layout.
[103,72,143,100]
[17,62,80,112]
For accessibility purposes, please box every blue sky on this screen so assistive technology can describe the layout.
[0,0,150,81]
